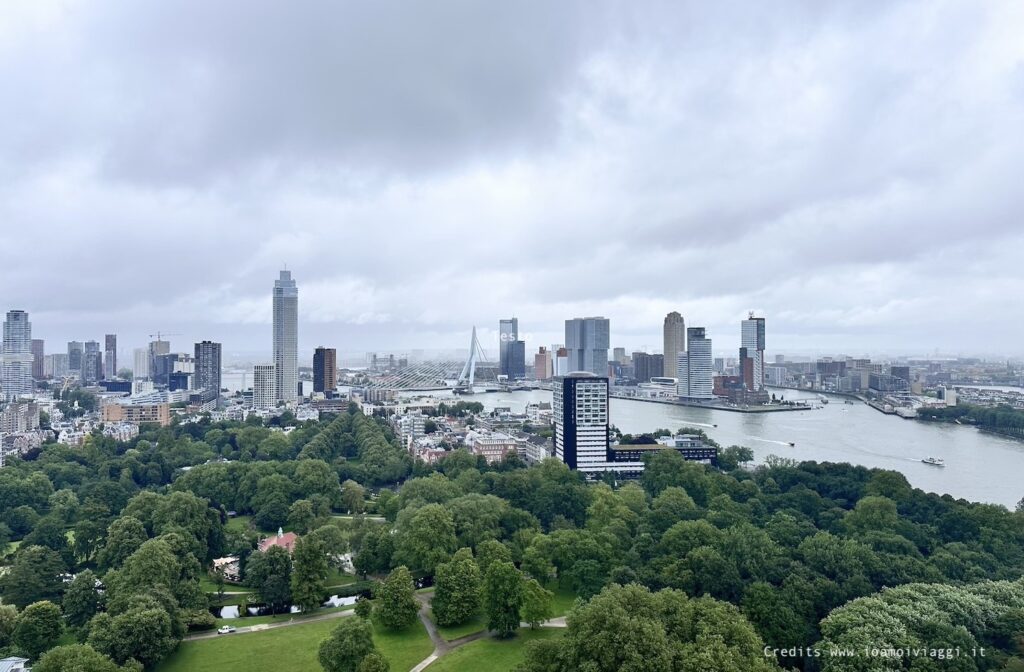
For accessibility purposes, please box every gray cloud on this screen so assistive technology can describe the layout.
[0,0,1022,360]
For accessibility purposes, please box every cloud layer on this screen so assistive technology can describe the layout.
[1,0,1022,361]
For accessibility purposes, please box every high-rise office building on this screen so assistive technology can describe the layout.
[82,341,103,385]
[45,353,69,379]
[273,270,298,403]
[534,347,553,380]
[632,352,664,383]
[554,347,568,377]
[677,327,714,399]
[68,341,84,375]
[740,314,766,392]
[313,346,337,394]
[148,339,170,380]
[133,348,150,380]
[194,341,223,405]
[499,318,519,378]
[253,364,277,409]
[31,339,44,380]
[612,347,627,364]
[104,334,117,379]
[564,317,610,377]
[2,310,34,399]
[553,373,610,473]
[663,311,686,378]
[508,340,526,380]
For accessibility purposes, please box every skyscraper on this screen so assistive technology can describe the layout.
[632,352,664,383]
[663,311,686,378]
[313,346,337,394]
[499,318,519,377]
[133,348,150,380]
[195,341,223,405]
[553,373,610,473]
[148,339,170,380]
[104,334,117,379]
[273,270,298,403]
[253,364,277,410]
[564,317,610,377]
[534,347,553,380]
[31,339,44,380]
[2,310,34,399]
[82,341,103,385]
[677,327,714,399]
[740,313,766,392]
[68,341,84,375]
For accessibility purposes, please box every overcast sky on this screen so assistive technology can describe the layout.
[1,1,1022,363]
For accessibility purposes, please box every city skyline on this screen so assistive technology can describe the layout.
[0,3,1021,357]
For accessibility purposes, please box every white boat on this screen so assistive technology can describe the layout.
[819,396,829,404]
[921,456,945,467]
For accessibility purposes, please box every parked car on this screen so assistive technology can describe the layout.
[217,625,237,635]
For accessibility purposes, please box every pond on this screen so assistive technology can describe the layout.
[214,592,367,619]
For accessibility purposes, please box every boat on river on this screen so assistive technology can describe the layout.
[921,456,945,467]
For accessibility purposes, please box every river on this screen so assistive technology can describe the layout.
[461,387,1024,509]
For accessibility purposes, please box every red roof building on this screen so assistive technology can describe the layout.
[258,528,299,554]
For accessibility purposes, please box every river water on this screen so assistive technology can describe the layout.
[465,388,1024,509]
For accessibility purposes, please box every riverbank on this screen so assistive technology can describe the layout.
[609,394,812,414]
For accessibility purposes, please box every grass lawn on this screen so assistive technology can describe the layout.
[158,618,432,672]
[0,540,21,559]
[427,628,564,672]
[224,515,253,533]
[550,583,581,616]
[199,573,251,595]
[433,611,487,641]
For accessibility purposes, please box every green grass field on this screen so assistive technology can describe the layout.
[158,618,432,672]
[434,611,487,641]
[427,628,563,672]
[213,604,356,628]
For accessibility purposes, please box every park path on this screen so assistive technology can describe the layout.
[408,593,567,672]
[184,608,356,641]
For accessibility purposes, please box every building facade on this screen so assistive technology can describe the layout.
[564,317,610,377]
[554,373,611,473]
[677,327,714,399]
[2,311,34,399]
[194,341,222,405]
[631,351,664,383]
[534,347,553,380]
[104,334,117,379]
[740,314,766,392]
[313,346,337,393]
[30,339,44,380]
[272,270,298,402]
[663,311,685,378]
[253,364,277,410]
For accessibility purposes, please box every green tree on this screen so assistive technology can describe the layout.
[291,536,329,614]
[357,651,390,672]
[341,480,365,514]
[87,598,176,668]
[318,616,376,672]
[432,548,482,627]
[0,604,17,648]
[288,499,316,535]
[63,569,101,628]
[520,577,553,629]
[33,644,124,672]
[475,539,513,576]
[375,566,418,630]
[246,546,293,613]
[97,517,148,570]
[393,503,457,574]
[1,545,66,610]
[484,561,523,638]
[355,598,373,620]
[14,600,64,659]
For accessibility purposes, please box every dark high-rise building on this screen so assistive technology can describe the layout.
[890,366,911,385]
[499,318,519,377]
[194,341,222,405]
[31,339,44,380]
[82,341,103,386]
[632,352,664,383]
[68,341,84,374]
[148,339,171,382]
[104,334,117,379]
[313,346,337,394]
[508,340,526,380]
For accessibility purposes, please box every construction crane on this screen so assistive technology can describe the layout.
[148,331,181,342]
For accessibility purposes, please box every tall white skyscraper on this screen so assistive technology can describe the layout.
[740,313,766,392]
[677,327,714,399]
[253,364,277,410]
[1,310,34,400]
[564,317,610,377]
[273,270,298,403]
[663,311,685,378]
[133,348,150,380]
